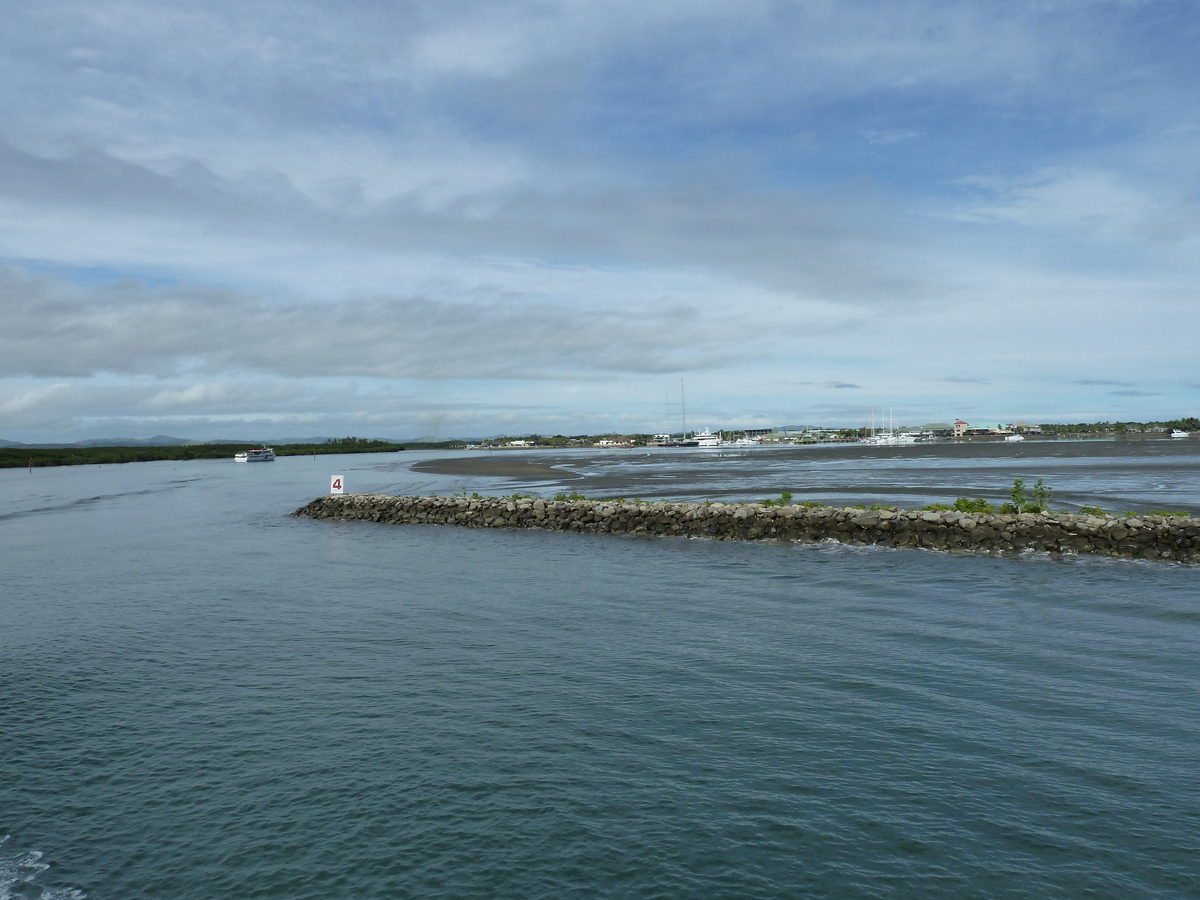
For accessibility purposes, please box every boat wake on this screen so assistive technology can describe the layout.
[0,488,164,522]
[0,839,86,900]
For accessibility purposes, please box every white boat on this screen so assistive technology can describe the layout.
[858,408,917,445]
[860,432,918,446]
[1004,434,1025,442]
[693,428,721,448]
[234,447,276,462]
[1171,429,1190,438]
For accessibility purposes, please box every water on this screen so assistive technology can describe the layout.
[2,445,1199,898]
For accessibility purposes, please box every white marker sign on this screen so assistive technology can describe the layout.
[330,475,345,495]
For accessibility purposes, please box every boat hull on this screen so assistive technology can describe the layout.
[235,449,276,462]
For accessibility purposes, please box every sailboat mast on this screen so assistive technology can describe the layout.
[681,378,688,437]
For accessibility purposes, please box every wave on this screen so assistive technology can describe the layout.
[0,838,86,900]
[0,487,167,522]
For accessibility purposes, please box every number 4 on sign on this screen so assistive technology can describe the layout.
[330,475,344,495]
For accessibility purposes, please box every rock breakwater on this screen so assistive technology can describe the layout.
[293,495,1200,563]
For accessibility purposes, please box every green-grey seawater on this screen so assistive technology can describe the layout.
[3,444,1199,898]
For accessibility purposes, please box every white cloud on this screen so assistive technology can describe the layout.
[1,1,1199,439]
[0,266,838,381]
[955,168,1200,242]
[863,129,920,145]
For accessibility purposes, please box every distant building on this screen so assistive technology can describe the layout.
[953,420,969,437]
[1007,421,1042,434]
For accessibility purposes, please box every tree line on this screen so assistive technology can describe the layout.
[0,438,421,469]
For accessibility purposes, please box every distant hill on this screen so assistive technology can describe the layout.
[0,435,200,449]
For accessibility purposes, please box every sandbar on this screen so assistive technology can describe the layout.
[410,456,580,480]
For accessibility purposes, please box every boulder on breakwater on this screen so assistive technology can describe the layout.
[292,495,1200,563]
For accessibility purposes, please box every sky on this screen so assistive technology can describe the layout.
[1,0,1198,442]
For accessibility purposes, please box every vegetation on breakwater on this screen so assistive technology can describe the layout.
[452,478,1191,521]
[294,494,1200,563]
[0,437,417,468]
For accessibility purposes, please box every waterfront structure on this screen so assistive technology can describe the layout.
[297,494,1200,564]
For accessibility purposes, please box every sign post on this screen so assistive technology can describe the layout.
[330,475,344,495]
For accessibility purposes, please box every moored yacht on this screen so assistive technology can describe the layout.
[693,428,721,448]
[234,447,276,462]
[858,408,918,445]
[860,432,918,446]
[652,434,685,447]
[1171,429,1191,438]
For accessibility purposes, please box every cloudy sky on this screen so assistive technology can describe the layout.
[1,0,1197,441]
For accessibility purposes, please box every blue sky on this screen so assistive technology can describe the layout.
[1,0,1197,441]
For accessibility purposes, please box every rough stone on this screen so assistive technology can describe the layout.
[290,496,1199,564]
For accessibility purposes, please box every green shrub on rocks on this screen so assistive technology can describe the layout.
[1004,477,1052,514]
[953,497,995,514]
[1010,478,1027,508]
[759,491,795,507]
[1079,505,1108,516]
[920,498,994,513]
[1031,478,1053,511]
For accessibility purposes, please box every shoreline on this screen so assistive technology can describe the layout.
[0,442,410,468]
[294,495,1200,564]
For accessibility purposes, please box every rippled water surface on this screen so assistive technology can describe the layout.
[3,445,1199,898]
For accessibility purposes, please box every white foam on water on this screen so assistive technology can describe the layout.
[0,839,87,900]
